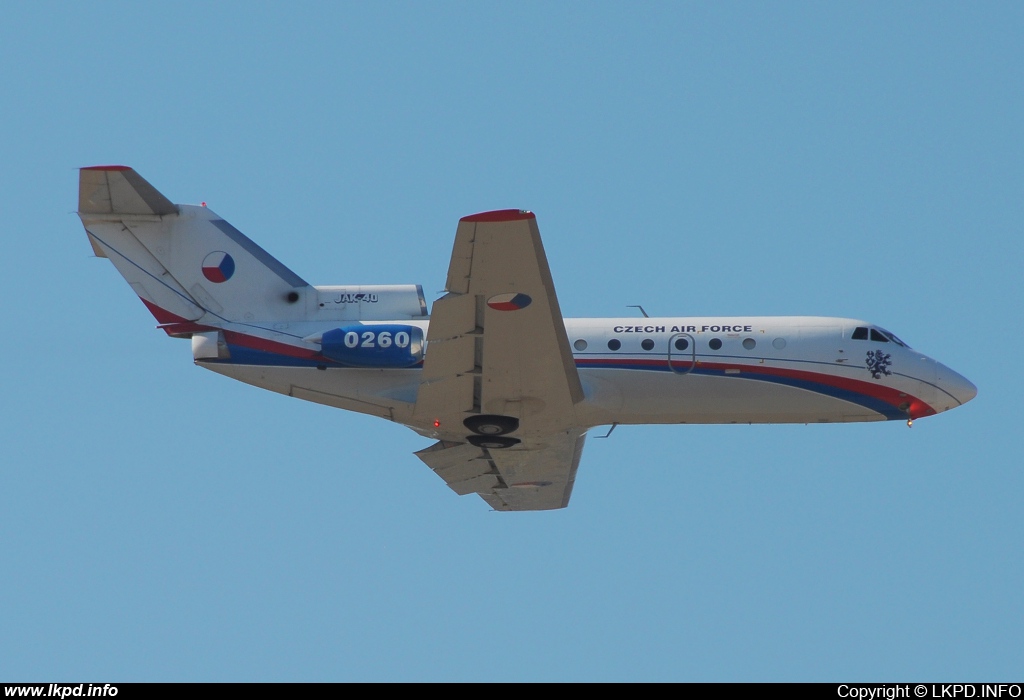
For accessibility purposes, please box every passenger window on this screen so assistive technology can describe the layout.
[641,339,654,351]
[852,327,868,340]
[870,329,889,342]
[709,338,722,350]
[574,339,588,351]
[742,338,756,350]
[607,339,621,351]
[674,338,689,351]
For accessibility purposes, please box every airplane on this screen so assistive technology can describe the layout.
[76,166,978,511]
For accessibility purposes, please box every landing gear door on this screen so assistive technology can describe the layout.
[669,333,696,374]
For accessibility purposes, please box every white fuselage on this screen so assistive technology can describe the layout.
[78,167,979,510]
[199,314,976,443]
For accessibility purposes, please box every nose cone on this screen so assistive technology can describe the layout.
[935,363,978,411]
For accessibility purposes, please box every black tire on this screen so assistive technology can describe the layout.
[463,414,520,436]
[467,435,520,450]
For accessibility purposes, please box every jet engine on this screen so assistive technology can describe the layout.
[320,325,424,368]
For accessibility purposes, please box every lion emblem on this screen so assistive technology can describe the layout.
[866,350,893,379]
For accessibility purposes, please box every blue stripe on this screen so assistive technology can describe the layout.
[211,219,308,288]
[211,344,327,367]
[576,360,906,420]
[213,346,903,419]
[215,344,423,369]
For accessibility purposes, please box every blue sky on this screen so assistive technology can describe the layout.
[1,2,1021,681]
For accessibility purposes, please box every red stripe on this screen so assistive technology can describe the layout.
[906,399,935,420]
[159,322,217,337]
[137,299,935,417]
[139,299,216,337]
[221,330,320,359]
[576,357,937,418]
[140,298,191,325]
[140,299,319,358]
[460,209,535,223]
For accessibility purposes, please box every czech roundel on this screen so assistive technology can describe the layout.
[202,251,235,283]
[487,292,532,311]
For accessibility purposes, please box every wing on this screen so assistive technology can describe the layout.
[413,210,587,510]
[415,430,587,511]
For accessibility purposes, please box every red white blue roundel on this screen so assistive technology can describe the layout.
[202,251,235,283]
[487,292,532,311]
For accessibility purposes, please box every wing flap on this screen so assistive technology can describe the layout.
[425,292,479,339]
[448,474,502,496]
[414,440,484,471]
[488,431,586,510]
[414,440,500,496]
[435,460,493,484]
[413,431,587,511]
[422,333,477,378]
[416,374,475,415]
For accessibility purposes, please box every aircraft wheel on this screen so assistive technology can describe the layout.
[467,435,520,450]
[463,414,520,436]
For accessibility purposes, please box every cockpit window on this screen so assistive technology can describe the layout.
[877,327,909,348]
[852,325,910,347]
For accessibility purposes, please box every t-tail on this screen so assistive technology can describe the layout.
[78,165,316,337]
[77,166,428,349]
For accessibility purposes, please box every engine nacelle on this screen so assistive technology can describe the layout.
[320,325,424,368]
[312,285,428,321]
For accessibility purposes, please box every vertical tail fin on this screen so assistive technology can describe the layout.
[78,166,310,334]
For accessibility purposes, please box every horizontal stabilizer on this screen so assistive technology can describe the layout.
[78,166,178,216]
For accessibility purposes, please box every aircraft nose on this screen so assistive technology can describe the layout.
[935,363,977,410]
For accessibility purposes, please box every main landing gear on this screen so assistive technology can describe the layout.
[464,415,521,449]
[467,435,520,449]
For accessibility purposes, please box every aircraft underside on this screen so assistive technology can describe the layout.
[200,360,908,433]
